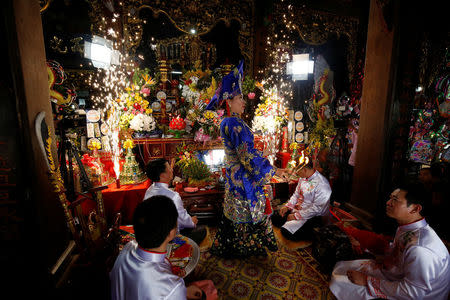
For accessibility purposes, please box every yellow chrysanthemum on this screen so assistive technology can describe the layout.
[123,139,134,149]
[88,140,102,150]
[204,111,215,120]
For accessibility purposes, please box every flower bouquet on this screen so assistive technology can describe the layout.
[129,113,159,138]
[179,65,222,136]
[109,68,159,140]
[193,110,222,142]
[169,116,186,138]
[175,144,213,187]
[251,88,289,163]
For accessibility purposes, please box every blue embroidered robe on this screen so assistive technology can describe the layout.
[220,115,275,224]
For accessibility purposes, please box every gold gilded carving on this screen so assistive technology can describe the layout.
[151,146,162,156]
[159,60,169,83]
[70,37,85,55]
[290,7,359,81]
[88,0,255,75]
[39,0,52,13]
[50,36,68,54]
[155,35,217,70]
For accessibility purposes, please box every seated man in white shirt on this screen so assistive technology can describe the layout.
[330,184,450,300]
[271,157,332,241]
[144,158,206,245]
[110,195,203,300]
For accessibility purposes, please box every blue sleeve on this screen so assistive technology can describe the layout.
[221,117,274,185]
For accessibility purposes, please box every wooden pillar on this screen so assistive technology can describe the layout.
[2,0,69,295]
[348,0,398,225]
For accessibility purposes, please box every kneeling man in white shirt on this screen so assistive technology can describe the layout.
[110,195,203,300]
[330,184,450,300]
[272,157,331,241]
[144,158,206,245]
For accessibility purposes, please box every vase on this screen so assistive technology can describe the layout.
[132,131,147,139]
[174,131,182,138]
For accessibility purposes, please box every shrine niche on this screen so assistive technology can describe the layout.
[88,0,255,75]
[133,7,217,72]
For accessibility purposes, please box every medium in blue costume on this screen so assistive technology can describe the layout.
[206,61,278,257]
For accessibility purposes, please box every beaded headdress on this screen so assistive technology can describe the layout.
[205,60,244,111]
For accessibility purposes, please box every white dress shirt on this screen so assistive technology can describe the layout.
[110,240,186,300]
[330,218,450,299]
[144,182,195,230]
[283,170,332,234]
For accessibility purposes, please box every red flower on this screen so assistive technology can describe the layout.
[169,116,186,130]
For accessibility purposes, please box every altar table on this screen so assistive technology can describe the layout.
[82,179,151,224]
[81,179,296,225]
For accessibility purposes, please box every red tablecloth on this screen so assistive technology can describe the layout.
[82,179,151,224]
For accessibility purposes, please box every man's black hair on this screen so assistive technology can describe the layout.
[398,183,430,216]
[133,195,178,249]
[145,158,168,182]
[303,156,314,170]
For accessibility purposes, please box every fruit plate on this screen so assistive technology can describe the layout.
[183,187,199,193]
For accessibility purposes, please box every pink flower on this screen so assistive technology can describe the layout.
[141,87,150,96]
[194,129,211,142]
[248,92,255,99]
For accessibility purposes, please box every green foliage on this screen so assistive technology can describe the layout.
[132,68,150,86]
[131,68,160,95]
[307,119,336,154]
[242,76,256,95]
[175,155,212,185]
